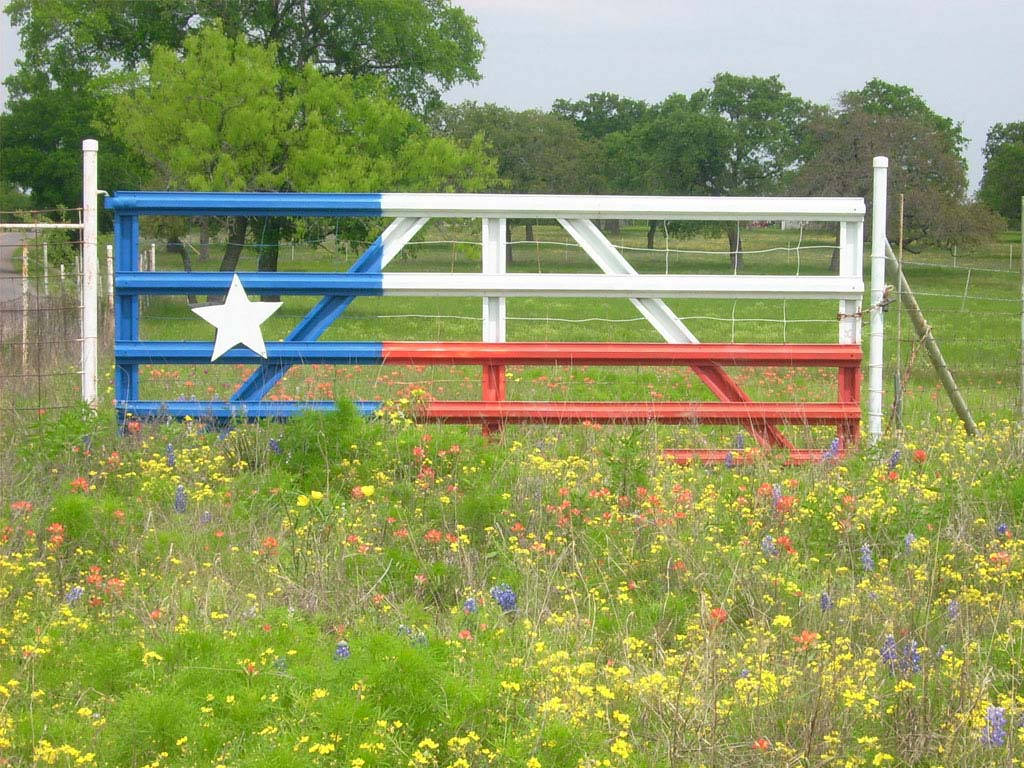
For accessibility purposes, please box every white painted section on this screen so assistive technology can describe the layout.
[559,218,697,343]
[868,156,888,443]
[380,216,430,267]
[381,273,863,300]
[838,220,864,345]
[81,139,99,408]
[380,193,864,222]
[42,241,49,296]
[21,245,29,370]
[481,218,506,342]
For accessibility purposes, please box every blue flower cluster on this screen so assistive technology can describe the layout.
[173,484,188,514]
[860,542,875,572]
[334,640,351,660]
[166,442,176,468]
[880,634,921,676]
[980,705,1007,747]
[761,535,779,557]
[490,584,517,614]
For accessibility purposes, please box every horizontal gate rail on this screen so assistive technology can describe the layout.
[116,271,863,301]
[116,341,861,367]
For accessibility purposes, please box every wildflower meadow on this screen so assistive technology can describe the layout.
[1,394,1022,767]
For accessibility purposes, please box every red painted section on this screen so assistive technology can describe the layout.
[418,401,859,426]
[380,342,861,367]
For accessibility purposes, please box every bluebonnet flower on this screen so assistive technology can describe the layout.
[947,599,961,621]
[268,438,282,454]
[761,535,779,557]
[724,451,735,469]
[771,484,783,511]
[82,435,92,451]
[463,597,479,614]
[819,591,834,612]
[860,542,875,572]
[173,484,187,514]
[880,634,898,673]
[64,586,84,604]
[733,433,745,450]
[738,668,751,678]
[398,624,428,645]
[904,532,917,551]
[901,639,921,674]
[334,640,350,660]
[490,584,518,613]
[166,442,175,468]
[887,450,901,470]
[996,522,1009,537]
[980,705,1007,747]
[199,509,211,525]
[821,437,840,462]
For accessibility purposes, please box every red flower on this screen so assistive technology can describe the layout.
[776,535,796,555]
[913,449,927,463]
[423,529,442,544]
[260,536,279,555]
[458,629,473,641]
[70,477,90,493]
[792,629,819,649]
[752,738,771,751]
[709,607,728,626]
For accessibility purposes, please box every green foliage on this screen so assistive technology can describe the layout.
[551,91,649,139]
[275,398,380,488]
[979,121,1024,225]
[792,79,1000,251]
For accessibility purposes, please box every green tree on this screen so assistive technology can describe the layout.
[551,92,649,139]
[436,101,599,251]
[979,121,1024,225]
[108,27,495,277]
[689,73,818,264]
[1,0,484,209]
[792,83,1000,255]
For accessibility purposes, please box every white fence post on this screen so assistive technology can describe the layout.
[42,241,49,295]
[481,218,506,343]
[868,156,888,443]
[149,242,156,272]
[81,139,99,408]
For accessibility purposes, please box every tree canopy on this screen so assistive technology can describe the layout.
[792,81,1000,251]
[1,0,485,208]
[979,121,1024,225]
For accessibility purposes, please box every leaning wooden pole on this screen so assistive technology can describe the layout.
[884,239,978,436]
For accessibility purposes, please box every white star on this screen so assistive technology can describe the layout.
[191,274,282,361]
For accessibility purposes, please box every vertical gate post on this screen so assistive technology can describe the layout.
[867,156,888,442]
[82,139,99,408]
[481,218,507,433]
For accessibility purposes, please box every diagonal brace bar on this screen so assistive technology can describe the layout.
[558,218,792,449]
[231,217,427,402]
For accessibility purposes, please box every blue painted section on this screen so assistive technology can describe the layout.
[117,341,384,366]
[108,191,391,421]
[116,271,385,296]
[230,236,385,403]
[105,191,383,217]
[118,399,382,421]
[113,214,140,406]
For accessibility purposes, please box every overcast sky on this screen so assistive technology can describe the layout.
[4,0,1022,190]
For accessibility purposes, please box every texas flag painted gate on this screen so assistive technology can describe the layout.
[106,191,866,462]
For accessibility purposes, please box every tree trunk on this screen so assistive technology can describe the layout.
[256,217,284,301]
[169,236,197,304]
[727,224,743,272]
[199,219,210,261]
[647,221,658,250]
[829,224,841,274]
[524,222,534,241]
[211,215,248,301]
[505,221,514,268]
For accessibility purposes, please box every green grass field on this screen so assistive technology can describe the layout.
[1,221,1022,767]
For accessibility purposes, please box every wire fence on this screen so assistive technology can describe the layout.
[2,218,1022,433]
